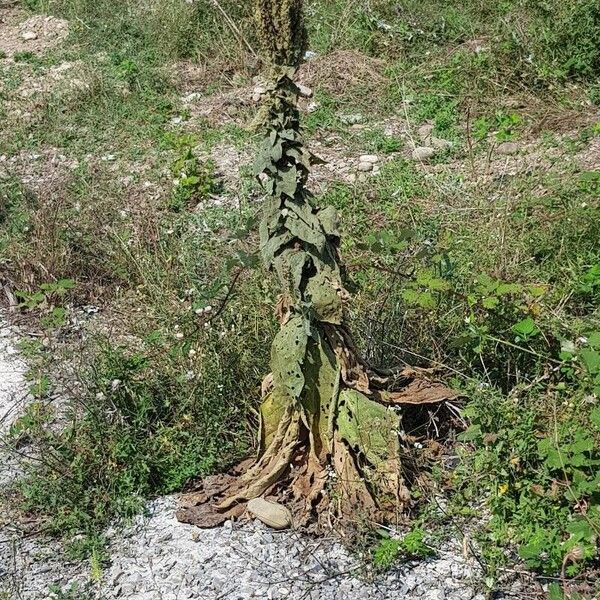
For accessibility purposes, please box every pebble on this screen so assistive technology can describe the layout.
[412,146,436,161]
[496,141,520,155]
[417,123,434,141]
[431,137,453,151]
[181,92,201,103]
[247,498,292,530]
[21,31,38,41]
[340,113,364,125]
[357,161,373,172]
[359,154,379,164]
[297,84,313,98]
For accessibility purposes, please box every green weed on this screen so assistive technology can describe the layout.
[373,528,434,570]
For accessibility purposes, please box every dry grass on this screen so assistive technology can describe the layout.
[298,49,388,96]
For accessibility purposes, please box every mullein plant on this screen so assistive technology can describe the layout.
[178,0,454,530]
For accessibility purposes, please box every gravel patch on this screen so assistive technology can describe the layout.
[0,12,69,59]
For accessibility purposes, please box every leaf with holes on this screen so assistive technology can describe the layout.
[270,316,309,400]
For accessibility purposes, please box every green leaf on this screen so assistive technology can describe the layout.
[548,582,564,600]
[496,283,522,295]
[277,165,298,198]
[56,278,76,290]
[402,289,436,308]
[261,230,293,266]
[337,389,400,468]
[457,424,482,442]
[570,434,594,453]
[482,296,500,309]
[476,273,497,294]
[511,318,540,338]
[586,331,600,348]
[284,208,326,251]
[305,270,343,324]
[427,277,450,292]
[579,348,600,374]
[317,205,340,238]
[270,316,309,401]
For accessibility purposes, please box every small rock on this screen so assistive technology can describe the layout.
[181,92,201,103]
[496,141,520,155]
[157,531,173,542]
[340,113,364,125]
[307,101,319,113]
[357,162,373,172]
[431,137,453,150]
[359,154,379,164]
[412,146,436,161]
[417,123,434,141]
[297,84,313,98]
[252,86,267,102]
[424,591,446,600]
[22,31,38,41]
[247,498,292,530]
[222,519,233,533]
[465,39,490,54]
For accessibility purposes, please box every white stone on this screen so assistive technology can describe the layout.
[357,161,373,172]
[340,113,364,125]
[431,137,453,150]
[247,498,292,530]
[21,31,38,41]
[359,154,379,164]
[418,123,434,141]
[412,146,436,161]
[297,84,313,98]
[497,141,520,155]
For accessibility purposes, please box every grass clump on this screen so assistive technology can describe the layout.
[15,329,265,550]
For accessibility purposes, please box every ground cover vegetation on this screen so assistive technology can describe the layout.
[0,0,599,596]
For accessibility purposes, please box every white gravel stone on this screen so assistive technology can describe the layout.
[357,161,373,172]
[412,146,436,161]
[21,30,38,41]
[340,113,364,125]
[359,154,379,164]
[430,137,453,151]
[496,141,520,155]
[417,123,434,141]
[297,84,313,98]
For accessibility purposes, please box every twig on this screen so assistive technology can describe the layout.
[210,0,258,59]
